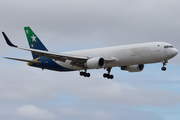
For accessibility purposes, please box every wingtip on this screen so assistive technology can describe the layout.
[2,32,17,47]
[2,32,5,35]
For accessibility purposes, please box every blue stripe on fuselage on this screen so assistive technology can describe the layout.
[30,57,74,72]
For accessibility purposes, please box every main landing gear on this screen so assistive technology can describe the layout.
[103,68,114,79]
[80,70,90,77]
[161,60,168,71]
[80,68,114,79]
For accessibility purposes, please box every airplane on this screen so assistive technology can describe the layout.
[2,27,178,79]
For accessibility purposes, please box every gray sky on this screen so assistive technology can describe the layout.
[0,0,180,120]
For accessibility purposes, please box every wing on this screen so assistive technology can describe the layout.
[2,32,90,67]
[2,32,115,68]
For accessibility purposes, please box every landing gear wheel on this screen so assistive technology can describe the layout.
[86,73,90,77]
[107,75,114,79]
[80,71,84,76]
[161,60,168,71]
[84,73,87,77]
[80,71,90,78]
[110,75,114,79]
[161,67,166,71]
[103,68,114,79]
[103,73,108,78]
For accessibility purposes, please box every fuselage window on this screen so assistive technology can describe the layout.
[164,46,173,48]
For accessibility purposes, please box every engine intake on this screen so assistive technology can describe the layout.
[121,64,144,72]
[86,57,105,69]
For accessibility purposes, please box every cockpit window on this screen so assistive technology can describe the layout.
[164,45,174,48]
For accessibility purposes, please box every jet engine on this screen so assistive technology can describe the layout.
[85,57,105,69]
[121,64,144,72]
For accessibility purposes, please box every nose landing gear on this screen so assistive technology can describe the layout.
[161,60,168,71]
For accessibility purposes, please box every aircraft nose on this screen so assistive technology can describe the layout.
[172,48,178,56]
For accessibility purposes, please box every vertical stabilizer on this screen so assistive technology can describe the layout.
[24,27,48,59]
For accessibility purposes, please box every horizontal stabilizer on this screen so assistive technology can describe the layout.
[4,57,41,64]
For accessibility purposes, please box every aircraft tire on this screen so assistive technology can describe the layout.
[80,71,84,76]
[161,67,166,71]
[103,74,106,78]
[84,74,87,77]
[107,74,110,79]
[110,75,114,79]
[86,73,90,77]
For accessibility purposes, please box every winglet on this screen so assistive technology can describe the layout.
[2,32,17,47]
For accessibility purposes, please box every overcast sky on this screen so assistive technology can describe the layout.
[0,0,180,120]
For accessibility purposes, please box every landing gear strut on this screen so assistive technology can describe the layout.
[103,68,114,79]
[161,60,167,71]
[80,69,90,77]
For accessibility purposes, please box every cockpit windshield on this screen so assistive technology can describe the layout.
[164,45,173,48]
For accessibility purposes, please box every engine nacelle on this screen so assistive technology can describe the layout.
[85,57,105,69]
[121,64,144,72]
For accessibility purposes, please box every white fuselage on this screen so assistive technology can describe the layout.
[55,42,178,70]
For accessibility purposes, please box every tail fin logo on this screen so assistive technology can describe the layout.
[24,26,48,59]
[26,30,29,34]
[31,35,37,42]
